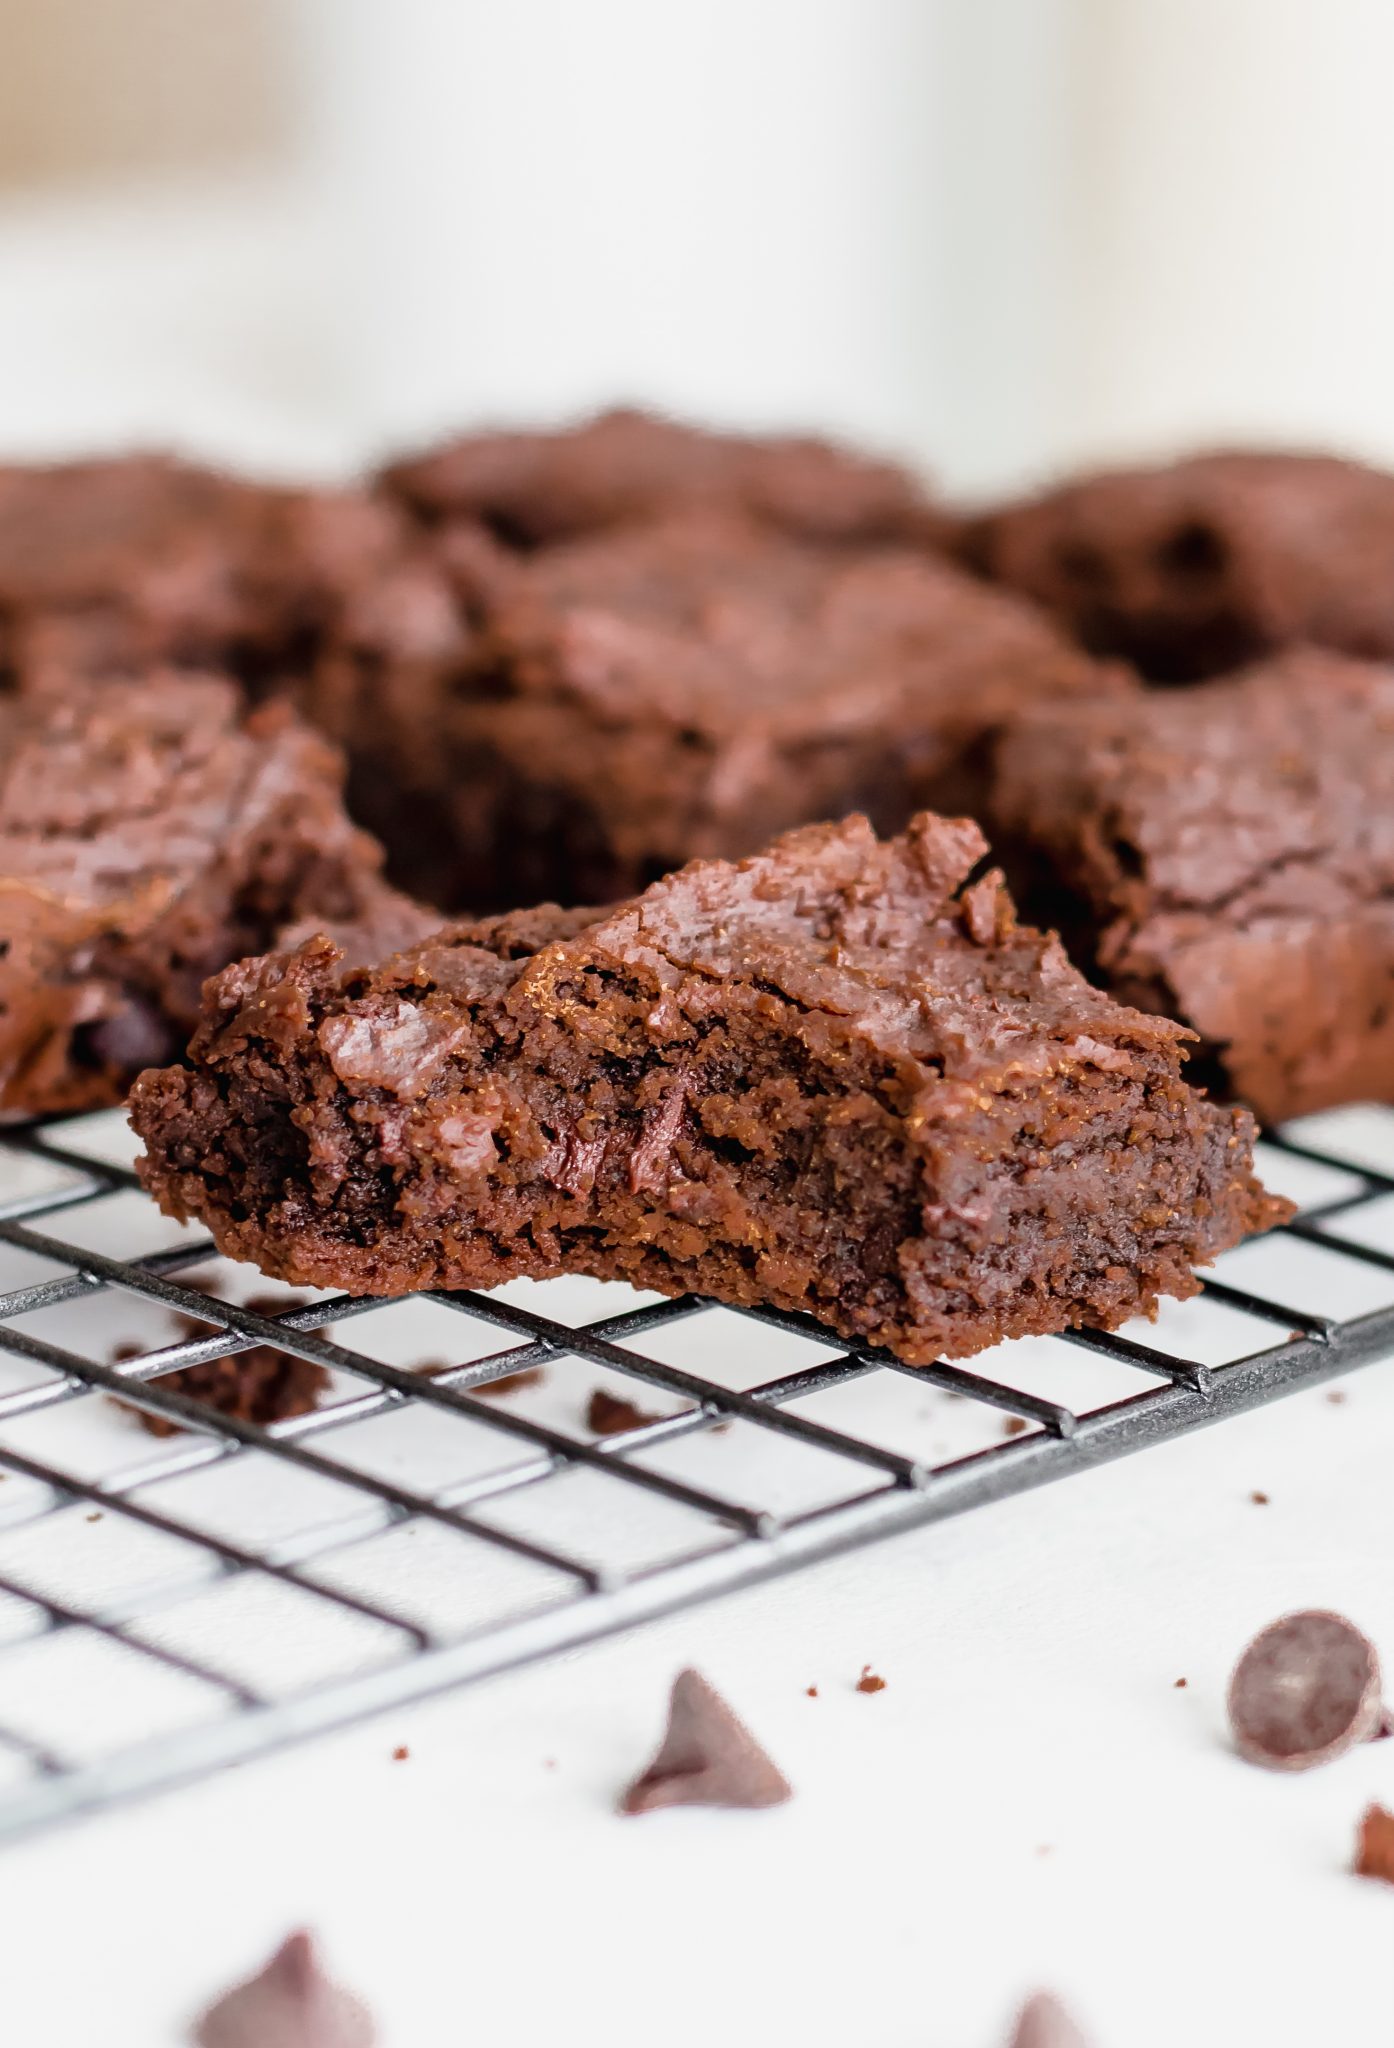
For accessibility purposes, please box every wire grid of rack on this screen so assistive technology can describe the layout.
[0,1105,1393,1845]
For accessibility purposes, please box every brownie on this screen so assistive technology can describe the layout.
[957,449,1394,683]
[0,672,423,1116]
[0,452,408,692]
[379,406,940,552]
[988,648,1394,1123]
[130,812,1285,1365]
[310,511,1118,909]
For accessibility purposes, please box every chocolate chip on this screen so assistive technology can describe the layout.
[1228,1611,1383,1770]
[1354,1804,1394,1883]
[856,1665,887,1694]
[587,1385,665,1435]
[1008,1991,1091,2047]
[618,1668,791,1815]
[193,1930,375,2047]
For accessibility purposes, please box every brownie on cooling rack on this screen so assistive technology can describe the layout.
[378,404,941,551]
[0,450,409,691]
[0,672,431,1116]
[956,449,1394,683]
[309,509,1121,910]
[988,647,1394,1124]
[130,810,1286,1366]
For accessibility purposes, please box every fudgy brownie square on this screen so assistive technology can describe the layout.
[957,450,1394,683]
[379,406,941,551]
[311,510,1118,910]
[0,452,408,692]
[0,672,426,1115]
[989,648,1394,1123]
[131,811,1285,1365]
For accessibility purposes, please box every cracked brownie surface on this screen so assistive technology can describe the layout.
[312,509,1119,910]
[0,451,410,692]
[131,811,1285,1365]
[958,449,1394,683]
[989,648,1394,1121]
[379,406,941,551]
[0,672,425,1115]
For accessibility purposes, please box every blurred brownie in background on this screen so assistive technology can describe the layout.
[311,509,1120,909]
[379,405,942,551]
[0,452,409,693]
[988,648,1394,1122]
[957,449,1394,682]
[0,672,425,1115]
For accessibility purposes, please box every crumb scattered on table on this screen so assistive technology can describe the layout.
[856,1665,887,1695]
[391,1745,409,1762]
[1002,1415,1028,1437]
[1355,1804,1394,1883]
[587,1385,665,1435]
[1250,1490,1270,1505]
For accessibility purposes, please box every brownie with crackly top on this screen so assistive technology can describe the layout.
[378,406,941,551]
[0,672,428,1115]
[0,451,409,692]
[988,648,1394,1124]
[309,509,1120,910]
[957,449,1394,683]
[130,811,1286,1365]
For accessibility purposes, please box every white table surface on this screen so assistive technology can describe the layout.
[0,199,1391,2043]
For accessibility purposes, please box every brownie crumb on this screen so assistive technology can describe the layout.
[1002,1415,1029,1437]
[391,1745,409,1762]
[587,1385,665,1436]
[85,1511,103,1524]
[1228,1610,1383,1770]
[113,1295,329,1439]
[475,1366,545,1397]
[856,1666,887,1695]
[1328,1389,1348,1405]
[805,1685,819,1699]
[618,1668,791,1815]
[1250,1490,1270,1506]
[1355,1804,1394,1883]
[1174,1677,1188,1689]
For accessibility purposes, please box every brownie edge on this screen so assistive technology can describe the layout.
[130,812,1288,1366]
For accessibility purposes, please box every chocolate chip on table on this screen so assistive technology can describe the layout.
[193,1929,375,2048]
[1354,1804,1394,1883]
[1007,1990,1091,2047]
[618,1668,791,1815]
[856,1665,887,1694]
[1228,1610,1383,1770]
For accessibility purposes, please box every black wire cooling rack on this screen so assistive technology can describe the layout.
[1,1105,1393,1845]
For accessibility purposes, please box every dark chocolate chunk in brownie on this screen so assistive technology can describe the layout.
[311,510,1119,909]
[379,405,940,551]
[988,648,1394,1123]
[131,811,1286,1365]
[0,672,421,1115]
[957,449,1394,682]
